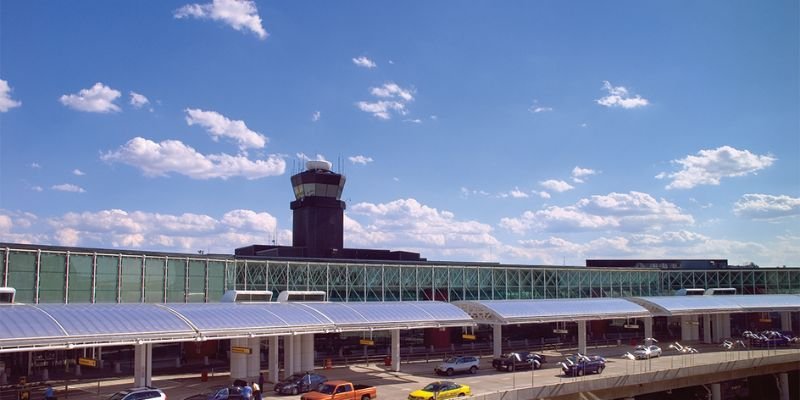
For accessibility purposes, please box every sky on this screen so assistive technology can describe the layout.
[0,1,798,266]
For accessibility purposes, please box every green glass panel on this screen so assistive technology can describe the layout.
[187,260,205,303]
[208,261,225,302]
[144,257,165,303]
[68,254,93,303]
[7,251,36,303]
[95,255,118,303]
[120,256,142,303]
[38,253,66,303]
[167,259,186,302]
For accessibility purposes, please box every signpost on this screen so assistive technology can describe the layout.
[231,347,252,355]
[78,358,97,367]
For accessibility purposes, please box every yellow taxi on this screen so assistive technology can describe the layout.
[407,381,471,400]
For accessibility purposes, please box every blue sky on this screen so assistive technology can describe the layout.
[1,0,798,266]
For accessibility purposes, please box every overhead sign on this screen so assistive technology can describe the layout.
[231,346,252,355]
[553,329,569,334]
[78,357,97,367]
[359,339,375,346]
[624,324,640,329]
[461,334,476,340]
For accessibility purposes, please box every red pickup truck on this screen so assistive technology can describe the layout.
[299,380,377,400]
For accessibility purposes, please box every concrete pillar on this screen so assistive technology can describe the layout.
[577,321,587,355]
[283,335,295,379]
[681,316,692,342]
[230,338,248,381]
[292,335,302,374]
[778,372,790,400]
[133,344,153,387]
[97,346,104,368]
[687,315,700,341]
[391,329,400,372]
[269,336,279,383]
[644,317,653,344]
[493,325,502,358]
[721,313,731,339]
[780,312,791,331]
[711,383,721,400]
[703,314,712,343]
[301,334,314,372]
[247,337,261,379]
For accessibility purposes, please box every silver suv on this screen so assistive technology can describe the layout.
[434,355,480,376]
[109,387,167,400]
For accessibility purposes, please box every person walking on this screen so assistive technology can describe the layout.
[241,382,253,400]
[44,385,56,400]
[252,381,261,400]
[258,373,264,392]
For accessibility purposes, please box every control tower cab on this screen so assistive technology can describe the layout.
[290,160,346,257]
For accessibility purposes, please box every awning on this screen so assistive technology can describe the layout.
[628,294,800,316]
[453,298,651,324]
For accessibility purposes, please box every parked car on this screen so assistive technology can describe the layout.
[561,354,606,376]
[274,373,327,395]
[632,345,662,359]
[408,381,471,400]
[299,380,376,400]
[434,355,480,376]
[183,386,244,400]
[110,387,167,400]
[491,351,544,372]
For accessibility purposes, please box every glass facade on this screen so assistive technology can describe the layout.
[1,245,798,304]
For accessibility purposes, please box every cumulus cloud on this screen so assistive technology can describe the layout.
[174,0,268,39]
[101,137,285,180]
[185,108,267,150]
[312,111,320,122]
[0,79,22,112]
[347,198,501,260]
[595,80,649,109]
[460,187,490,199]
[72,169,85,176]
[499,191,694,234]
[657,146,776,189]
[498,188,529,199]
[357,82,414,119]
[571,166,598,183]
[540,179,574,193]
[129,91,150,108]
[733,194,800,220]
[529,106,552,113]
[59,82,121,113]
[52,184,86,193]
[537,191,551,199]
[348,155,373,165]
[352,56,376,68]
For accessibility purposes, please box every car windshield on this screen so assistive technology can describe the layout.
[444,357,457,363]
[316,384,336,394]
[423,383,445,392]
[282,375,304,384]
[634,346,647,351]
[109,392,129,400]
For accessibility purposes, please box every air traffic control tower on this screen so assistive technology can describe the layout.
[290,160,346,257]
[236,160,423,261]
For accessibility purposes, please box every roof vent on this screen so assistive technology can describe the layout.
[277,290,327,302]
[221,290,273,303]
[0,287,16,304]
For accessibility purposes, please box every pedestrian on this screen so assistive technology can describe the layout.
[258,373,264,392]
[241,382,252,400]
[44,385,56,400]
[252,381,261,400]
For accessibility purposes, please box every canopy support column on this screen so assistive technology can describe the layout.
[230,338,248,381]
[681,315,699,341]
[247,337,261,380]
[778,372,790,400]
[133,343,152,387]
[301,334,314,372]
[269,336,279,383]
[711,383,721,400]
[283,335,294,379]
[493,325,502,358]
[644,317,653,345]
[577,320,587,355]
[391,329,400,372]
[292,335,302,374]
[780,312,791,331]
[703,314,711,343]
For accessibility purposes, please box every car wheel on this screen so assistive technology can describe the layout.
[458,393,466,397]
[509,364,515,372]
[598,366,605,374]
[446,368,454,376]
[469,366,477,374]
[361,396,370,400]
[577,369,584,376]
[292,388,298,395]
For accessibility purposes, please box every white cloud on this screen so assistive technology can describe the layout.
[296,153,326,163]
[52,184,86,193]
[460,187,490,199]
[348,155,373,165]
[540,179,574,193]
[356,100,406,120]
[404,118,422,124]
[536,191,551,199]
[370,82,414,101]
[312,111,320,122]
[101,137,285,180]
[657,146,776,189]
[347,198,501,261]
[72,169,85,176]
[529,106,553,113]
[31,186,43,192]
[59,82,121,113]
[174,0,268,39]
[595,80,649,109]
[499,191,694,234]
[0,79,22,112]
[129,91,150,108]
[185,108,267,150]
[31,163,41,169]
[733,194,800,220]
[352,56,377,68]
[571,166,598,183]
[498,187,529,199]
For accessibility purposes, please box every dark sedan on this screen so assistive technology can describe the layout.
[183,386,244,400]
[274,373,327,395]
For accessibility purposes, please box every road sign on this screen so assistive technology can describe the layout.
[231,346,252,355]
[359,339,375,346]
[78,357,97,367]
